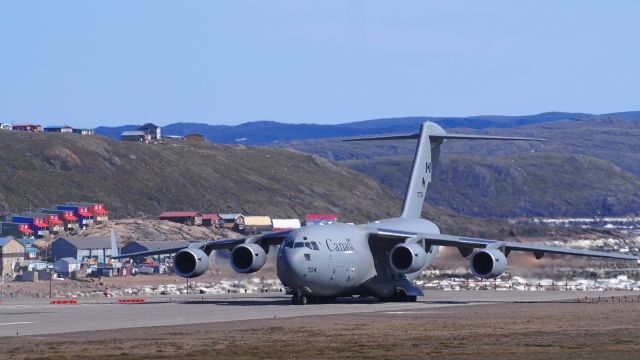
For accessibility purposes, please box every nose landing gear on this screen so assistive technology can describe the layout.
[291,292,309,305]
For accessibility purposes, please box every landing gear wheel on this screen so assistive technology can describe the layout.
[300,295,308,305]
[291,292,301,305]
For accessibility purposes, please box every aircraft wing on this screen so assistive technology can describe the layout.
[112,229,293,259]
[369,227,638,261]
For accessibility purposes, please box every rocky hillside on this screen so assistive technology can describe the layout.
[279,115,640,218]
[0,131,401,223]
[80,219,242,244]
[0,129,598,239]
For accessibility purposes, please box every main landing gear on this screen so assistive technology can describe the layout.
[379,289,417,303]
[291,292,336,305]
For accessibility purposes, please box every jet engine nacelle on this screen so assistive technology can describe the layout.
[389,243,428,274]
[231,243,267,274]
[469,248,507,278]
[173,248,210,278]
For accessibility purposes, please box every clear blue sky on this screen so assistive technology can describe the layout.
[1,1,638,128]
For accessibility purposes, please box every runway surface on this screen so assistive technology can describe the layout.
[0,290,636,337]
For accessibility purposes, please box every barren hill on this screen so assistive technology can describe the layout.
[278,115,640,218]
[0,131,400,223]
[0,130,589,239]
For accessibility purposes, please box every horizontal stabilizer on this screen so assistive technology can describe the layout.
[431,133,546,141]
[343,133,545,142]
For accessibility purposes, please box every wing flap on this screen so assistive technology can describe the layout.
[504,242,637,260]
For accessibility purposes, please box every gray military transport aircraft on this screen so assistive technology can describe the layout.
[114,122,638,305]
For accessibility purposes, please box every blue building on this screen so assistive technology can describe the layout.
[51,236,116,262]
[10,214,50,237]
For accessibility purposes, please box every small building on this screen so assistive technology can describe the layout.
[56,204,94,227]
[185,133,206,142]
[73,128,95,135]
[201,214,220,227]
[163,135,186,140]
[24,260,50,271]
[0,237,26,276]
[51,236,116,262]
[304,213,338,226]
[272,219,302,231]
[63,202,108,223]
[12,124,42,132]
[159,211,202,226]
[121,130,150,142]
[0,222,34,239]
[38,209,79,232]
[218,213,245,231]
[10,214,50,237]
[24,247,41,260]
[0,123,13,130]
[44,125,74,133]
[137,123,161,141]
[121,240,191,263]
[243,216,273,234]
[53,257,80,275]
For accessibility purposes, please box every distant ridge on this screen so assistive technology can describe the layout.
[95,111,632,145]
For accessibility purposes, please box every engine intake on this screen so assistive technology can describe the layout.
[389,243,428,274]
[469,248,507,278]
[174,248,210,278]
[231,243,267,273]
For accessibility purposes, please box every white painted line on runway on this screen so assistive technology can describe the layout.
[384,311,425,314]
[0,322,36,326]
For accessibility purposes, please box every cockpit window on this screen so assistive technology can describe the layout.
[310,241,319,250]
[294,242,304,248]
[304,242,313,250]
[284,239,294,248]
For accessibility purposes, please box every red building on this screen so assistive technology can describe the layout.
[201,214,220,227]
[12,124,43,132]
[41,213,65,233]
[159,211,203,226]
[85,203,109,223]
[303,214,338,226]
[17,223,34,236]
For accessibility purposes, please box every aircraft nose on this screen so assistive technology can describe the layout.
[278,247,306,285]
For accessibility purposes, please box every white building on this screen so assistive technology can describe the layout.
[54,257,80,275]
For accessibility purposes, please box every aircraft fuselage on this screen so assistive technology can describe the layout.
[276,218,440,299]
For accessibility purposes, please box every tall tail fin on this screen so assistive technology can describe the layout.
[344,122,545,218]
